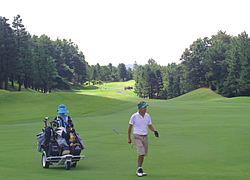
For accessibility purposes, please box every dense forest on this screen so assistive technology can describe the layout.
[1,15,250,98]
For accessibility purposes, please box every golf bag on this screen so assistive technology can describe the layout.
[55,115,84,155]
[48,140,60,156]
[68,131,85,155]
[37,123,56,152]
[37,118,61,155]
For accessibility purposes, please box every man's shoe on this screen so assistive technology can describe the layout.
[136,168,147,177]
[136,168,143,177]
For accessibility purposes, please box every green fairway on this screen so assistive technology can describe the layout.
[0,84,250,180]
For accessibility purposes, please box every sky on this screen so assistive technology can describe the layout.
[1,0,250,67]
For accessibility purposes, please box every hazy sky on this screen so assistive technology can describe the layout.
[1,0,250,66]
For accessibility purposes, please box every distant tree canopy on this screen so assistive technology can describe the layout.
[0,15,132,92]
[1,15,250,98]
[134,31,250,99]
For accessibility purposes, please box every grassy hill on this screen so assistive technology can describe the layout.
[172,88,225,101]
[0,83,250,179]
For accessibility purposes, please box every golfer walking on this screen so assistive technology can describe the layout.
[128,101,159,177]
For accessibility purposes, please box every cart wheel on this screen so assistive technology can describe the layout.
[71,161,77,168]
[65,161,71,170]
[42,152,49,168]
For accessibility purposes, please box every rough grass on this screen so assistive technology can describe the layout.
[0,85,250,180]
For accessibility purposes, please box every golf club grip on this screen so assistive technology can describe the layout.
[44,120,47,127]
[113,129,119,134]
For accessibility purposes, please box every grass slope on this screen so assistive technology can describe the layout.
[172,88,225,101]
[0,88,135,123]
[0,85,250,179]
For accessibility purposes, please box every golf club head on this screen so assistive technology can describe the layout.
[44,117,49,127]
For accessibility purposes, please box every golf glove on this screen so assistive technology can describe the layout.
[154,131,159,137]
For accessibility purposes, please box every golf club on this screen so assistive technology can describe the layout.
[44,117,49,127]
[113,129,133,148]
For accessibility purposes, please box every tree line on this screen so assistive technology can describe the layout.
[134,30,250,99]
[0,15,133,93]
[1,15,250,98]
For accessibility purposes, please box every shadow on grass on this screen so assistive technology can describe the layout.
[42,165,88,171]
[82,86,99,90]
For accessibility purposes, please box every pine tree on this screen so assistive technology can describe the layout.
[0,16,17,90]
[12,14,30,91]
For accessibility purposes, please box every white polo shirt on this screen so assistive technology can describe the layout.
[129,111,152,135]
